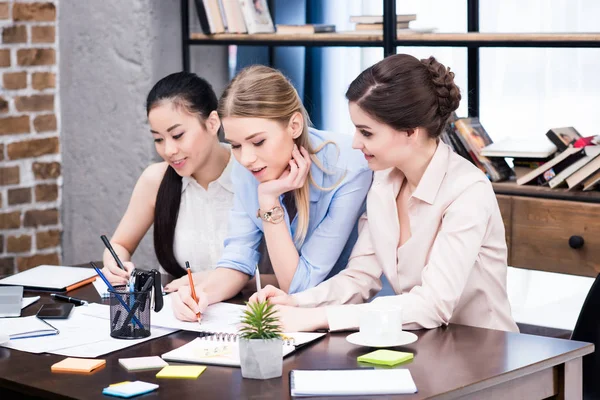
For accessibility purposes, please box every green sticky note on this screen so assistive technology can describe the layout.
[156,365,206,379]
[357,349,414,366]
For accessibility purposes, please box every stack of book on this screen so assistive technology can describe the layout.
[441,114,514,182]
[347,14,434,34]
[195,0,275,34]
[194,0,337,35]
[470,124,600,191]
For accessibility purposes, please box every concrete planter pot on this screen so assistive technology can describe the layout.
[239,338,283,379]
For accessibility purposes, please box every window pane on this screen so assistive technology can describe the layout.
[479,47,600,142]
[480,0,600,33]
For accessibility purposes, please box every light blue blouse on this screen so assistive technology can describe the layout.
[217,128,373,294]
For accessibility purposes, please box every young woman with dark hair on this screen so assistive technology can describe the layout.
[251,54,519,333]
[101,71,234,286]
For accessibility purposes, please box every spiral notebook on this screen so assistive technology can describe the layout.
[161,332,326,367]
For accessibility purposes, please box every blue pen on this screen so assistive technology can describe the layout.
[90,262,144,329]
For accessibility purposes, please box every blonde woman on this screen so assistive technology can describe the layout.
[252,54,518,333]
[171,65,373,321]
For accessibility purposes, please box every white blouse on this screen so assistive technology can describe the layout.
[173,147,235,273]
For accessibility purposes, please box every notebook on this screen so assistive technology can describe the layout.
[0,286,23,317]
[51,357,106,373]
[119,356,168,372]
[156,365,206,379]
[161,332,326,367]
[0,265,97,292]
[0,315,59,340]
[289,369,418,396]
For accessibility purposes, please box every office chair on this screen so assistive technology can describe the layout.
[571,273,600,399]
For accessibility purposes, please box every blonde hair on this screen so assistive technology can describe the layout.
[218,65,335,246]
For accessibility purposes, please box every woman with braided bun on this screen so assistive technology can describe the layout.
[251,54,518,333]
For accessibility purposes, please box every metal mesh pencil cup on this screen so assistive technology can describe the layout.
[108,286,151,339]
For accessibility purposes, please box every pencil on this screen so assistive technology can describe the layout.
[185,261,201,322]
[255,264,262,293]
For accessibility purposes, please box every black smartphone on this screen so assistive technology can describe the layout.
[36,303,74,319]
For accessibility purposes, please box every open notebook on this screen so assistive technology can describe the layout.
[161,332,326,367]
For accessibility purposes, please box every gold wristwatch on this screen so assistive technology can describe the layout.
[256,206,285,224]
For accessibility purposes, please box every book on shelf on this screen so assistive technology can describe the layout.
[238,0,274,34]
[582,169,600,191]
[516,146,584,186]
[564,146,600,189]
[194,0,225,34]
[548,146,600,188]
[355,22,410,30]
[545,127,582,152]
[221,0,247,33]
[275,24,335,34]
[480,137,557,159]
[350,14,417,24]
[453,117,513,182]
[512,157,554,169]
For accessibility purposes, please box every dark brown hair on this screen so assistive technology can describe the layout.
[146,71,218,278]
[345,54,461,139]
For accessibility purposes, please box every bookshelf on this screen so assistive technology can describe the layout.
[181,0,600,117]
[181,0,600,277]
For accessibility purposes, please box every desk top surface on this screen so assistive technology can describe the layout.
[0,282,593,400]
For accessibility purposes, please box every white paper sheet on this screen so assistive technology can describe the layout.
[83,295,244,334]
[0,315,56,340]
[1,307,176,356]
[21,296,40,309]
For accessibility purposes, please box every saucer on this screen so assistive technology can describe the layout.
[346,331,418,348]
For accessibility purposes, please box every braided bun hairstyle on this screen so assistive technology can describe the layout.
[346,54,461,139]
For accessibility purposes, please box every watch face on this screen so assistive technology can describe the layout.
[269,206,285,223]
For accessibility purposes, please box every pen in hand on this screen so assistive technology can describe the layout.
[100,235,127,271]
[185,261,202,323]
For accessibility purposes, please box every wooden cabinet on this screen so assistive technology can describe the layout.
[494,183,600,277]
[496,195,513,265]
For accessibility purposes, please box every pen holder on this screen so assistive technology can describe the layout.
[109,286,151,340]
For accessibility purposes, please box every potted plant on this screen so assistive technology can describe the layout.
[238,300,283,379]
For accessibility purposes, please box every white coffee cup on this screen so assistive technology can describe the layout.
[359,305,403,343]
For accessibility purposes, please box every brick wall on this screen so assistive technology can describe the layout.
[0,1,60,277]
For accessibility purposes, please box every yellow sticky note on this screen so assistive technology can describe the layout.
[110,381,131,387]
[156,365,206,379]
[357,350,414,366]
[51,357,106,374]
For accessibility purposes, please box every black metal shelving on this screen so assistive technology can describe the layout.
[181,0,600,117]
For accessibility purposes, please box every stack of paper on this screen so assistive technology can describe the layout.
[102,381,159,398]
[119,356,168,372]
[290,369,417,396]
[0,306,176,357]
[156,365,206,379]
[51,357,106,373]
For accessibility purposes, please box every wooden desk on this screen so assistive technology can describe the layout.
[0,284,593,399]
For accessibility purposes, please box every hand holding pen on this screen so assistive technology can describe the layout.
[100,235,134,285]
[186,261,202,323]
[170,262,208,322]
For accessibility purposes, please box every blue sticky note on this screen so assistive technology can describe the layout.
[102,380,158,398]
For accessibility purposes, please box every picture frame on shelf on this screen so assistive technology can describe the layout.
[238,0,275,34]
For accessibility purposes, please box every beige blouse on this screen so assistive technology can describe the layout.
[293,142,519,332]
[173,145,235,272]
